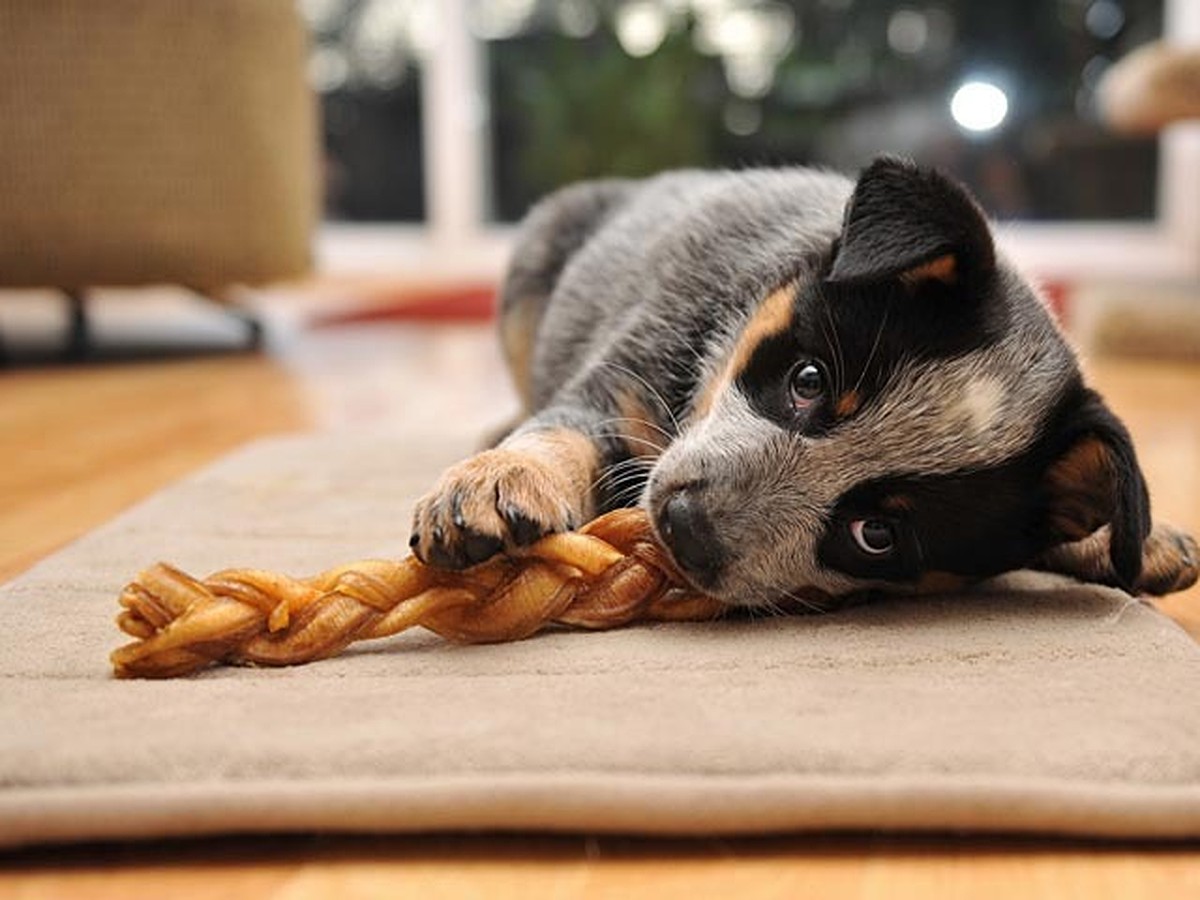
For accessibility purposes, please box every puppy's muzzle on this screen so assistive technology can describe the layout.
[655,484,724,588]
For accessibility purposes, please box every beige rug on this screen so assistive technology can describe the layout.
[3,434,1200,848]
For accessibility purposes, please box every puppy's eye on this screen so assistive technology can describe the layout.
[789,361,824,409]
[850,519,895,555]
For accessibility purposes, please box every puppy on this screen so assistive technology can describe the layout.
[411,157,1197,605]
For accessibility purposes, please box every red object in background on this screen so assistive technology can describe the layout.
[1041,280,1072,327]
[312,283,497,326]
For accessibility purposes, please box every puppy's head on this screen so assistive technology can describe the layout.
[647,157,1150,605]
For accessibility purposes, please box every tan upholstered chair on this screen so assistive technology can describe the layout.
[0,0,318,355]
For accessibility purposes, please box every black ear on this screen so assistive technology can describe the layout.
[1041,390,1152,592]
[827,156,996,289]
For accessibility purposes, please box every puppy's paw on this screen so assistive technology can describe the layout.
[1136,523,1198,596]
[410,448,584,570]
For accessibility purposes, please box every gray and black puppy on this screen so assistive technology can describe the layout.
[411,157,1197,605]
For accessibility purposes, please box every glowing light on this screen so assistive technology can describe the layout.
[468,0,536,41]
[723,99,762,136]
[694,4,794,99]
[695,5,794,59]
[950,80,1009,133]
[352,0,414,88]
[1085,0,1125,40]
[615,1,669,58]
[308,46,349,92]
[298,0,352,31]
[887,9,928,56]
[556,0,599,38]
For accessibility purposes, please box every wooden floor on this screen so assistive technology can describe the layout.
[2,314,1200,897]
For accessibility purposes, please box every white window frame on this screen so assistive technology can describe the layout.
[318,0,1200,283]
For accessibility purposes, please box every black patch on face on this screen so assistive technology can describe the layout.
[735,156,1013,434]
[815,376,1150,586]
[735,271,1009,434]
[819,462,1053,584]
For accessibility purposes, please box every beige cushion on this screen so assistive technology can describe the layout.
[3,433,1200,847]
[0,0,317,288]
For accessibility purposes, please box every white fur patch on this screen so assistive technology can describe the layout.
[956,376,1005,437]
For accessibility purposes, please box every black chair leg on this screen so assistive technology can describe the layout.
[63,288,90,361]
[186,287,263,353]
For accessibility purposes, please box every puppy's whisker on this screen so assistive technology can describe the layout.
[588,456,656,496]
[612,435,671,456]
[672,339,708,375]
[594,361,683,435]
[588,416,674,447]
[592,415,674,438]
[819,291,847,393]
[579,423,669,459]
[598,480,652,503]
[747,585,788,619]
[851,299,890,398]
[775,586,827,615]
[596,454,657,473]
[593,462,654,489]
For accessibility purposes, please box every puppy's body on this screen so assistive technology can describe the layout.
[412,160,1198,603]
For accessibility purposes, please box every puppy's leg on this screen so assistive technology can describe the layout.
[412,369,676,569]
[410,415,604,569]
[1035,522,1198,595]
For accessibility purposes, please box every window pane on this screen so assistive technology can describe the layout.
[482,0,1161,223]
[302,0,427,222]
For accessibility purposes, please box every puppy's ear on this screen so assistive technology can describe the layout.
[827,156,996,290]
[1041,390,1152,591]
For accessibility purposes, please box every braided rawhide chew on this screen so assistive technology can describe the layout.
[111,508,728,679]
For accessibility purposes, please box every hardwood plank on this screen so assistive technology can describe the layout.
[0,357,307,582]
[4,835,1200,899]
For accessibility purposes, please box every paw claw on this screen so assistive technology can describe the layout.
[462,530,503,566]
[409,447,586,570]
[502,503,544,546]
[427,541,456,570]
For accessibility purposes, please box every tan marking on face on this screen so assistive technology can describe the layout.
[916,570,969,594]
[689,366,724,422]
[834,390,862,419]
[690,282,797,421]
[614,386,668,459]
[881,494,914,513]
[1045,437,1115,541]
[900,253,957,289]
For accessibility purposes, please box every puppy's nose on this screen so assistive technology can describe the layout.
[657,487,723,586]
